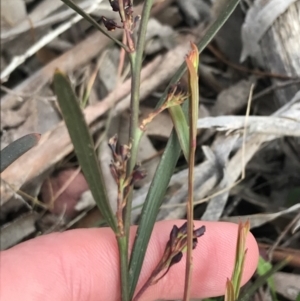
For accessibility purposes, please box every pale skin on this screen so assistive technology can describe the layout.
[0,220,259,301]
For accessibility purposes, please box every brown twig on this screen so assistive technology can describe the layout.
[259,243,300,268]
[207,44,299,80]
[268,211,300,260]
[252,78,300,100]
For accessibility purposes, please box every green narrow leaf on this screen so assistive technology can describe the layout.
[1,133,40,172]
[238,258,290,301]
[168,105,189,161]
[231,221,250,299]
[128,0,241,298]
[225,279,235,301]
[53,70,117,232]
[128,128,183,299]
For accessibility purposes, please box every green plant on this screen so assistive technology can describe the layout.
[238,257,290,301]
[203,223,289,301]
[225,221,250,301]
[54,0,242,300]
[256,256,278,301]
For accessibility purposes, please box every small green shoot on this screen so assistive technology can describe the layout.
[231,221,250,299]
[257,256,278,301]
[239,257,290,301]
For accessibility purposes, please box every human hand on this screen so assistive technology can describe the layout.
[0,220,258,301]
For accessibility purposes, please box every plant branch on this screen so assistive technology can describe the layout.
[117,236,130,301]
[128,0,154,172]
[60,0,128,50]
[123,0,154,253]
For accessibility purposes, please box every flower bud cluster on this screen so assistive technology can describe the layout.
[108,135,146,190]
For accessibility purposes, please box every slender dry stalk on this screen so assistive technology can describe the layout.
[184,43,199,300]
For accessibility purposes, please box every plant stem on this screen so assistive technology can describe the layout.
[184,45,199,301]
[124,0,154,250]
[184,141,195,300]
[118,0,126,22]
[127,0,154,173]
[117,235,130,301]
[128,52,139,172]
[60,0,127,50]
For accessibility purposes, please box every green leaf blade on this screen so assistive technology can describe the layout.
[168,105,189,162]
[128,129,182,299]
[53,70,117,232]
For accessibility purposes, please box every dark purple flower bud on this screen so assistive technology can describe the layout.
[192,238,198,249]
[101,17,118,31]
[178,221,188,236]
[169,225,179,243]
[194,225,206,238]
[110,0,119,11]
[131,168,146,184]
[170,252,183,267]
